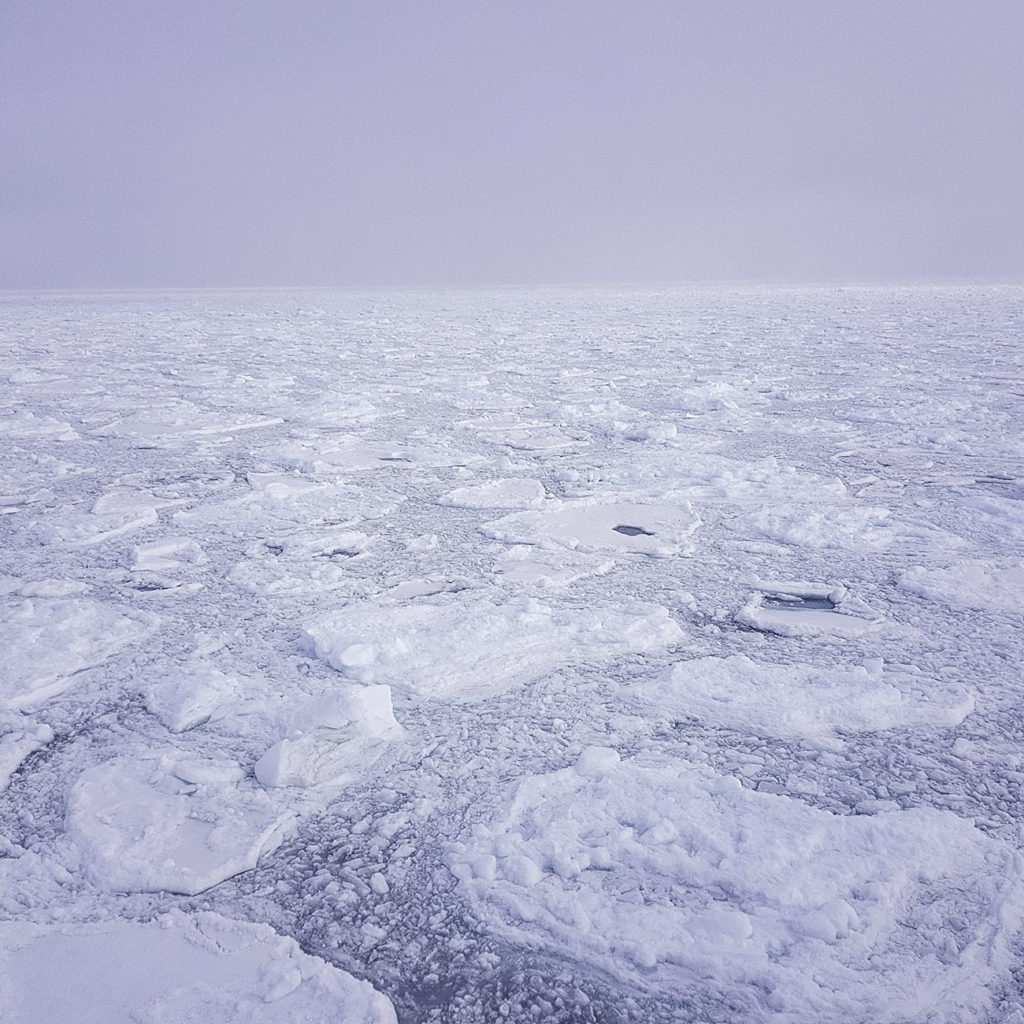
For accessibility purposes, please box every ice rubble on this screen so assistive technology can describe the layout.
[0,911,397,1023]
[3,287,1023,1022]
[450,748,1024,1023]
[305,594,684,699]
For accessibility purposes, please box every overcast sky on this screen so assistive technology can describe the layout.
[2,1,1022,289]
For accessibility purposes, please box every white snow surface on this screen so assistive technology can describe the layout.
[1,598,155,709]
[0,910,396,1023]
[450,748,1024,1023]
[483,501,701,557]
[1,286,1022,1023]
[636,654,974,748]
[306,594,683,699]
[65,752,294,895]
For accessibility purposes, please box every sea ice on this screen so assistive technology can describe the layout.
[306,594,683,700]
[0,910,396,1023]
[66,753,293,895]
[1,599,155,710]
[483,501,701,558]
[450,750,1024,1023]
[636,654,973,747]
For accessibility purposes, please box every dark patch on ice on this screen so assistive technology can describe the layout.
[612,524,654,537]
[761,594,835,611]
[974,476,1024,500]
[264,543,285,556]
[379,456,412,463]
[316,547,360,561]
[128,578,178,592]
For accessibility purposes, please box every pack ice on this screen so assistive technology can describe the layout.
[2,286,1022,1023]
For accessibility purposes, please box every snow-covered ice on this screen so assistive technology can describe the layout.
[483,501,701,558]
[2,285,1023,1022]
[450,748,1024,1022]
[0,911,397,1023]
[306,594,683,700]
[635,654,973,748]
[1,599,155,709]
[66,753,293,895]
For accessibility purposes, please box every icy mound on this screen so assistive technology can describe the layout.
[637,654,973,747]
[66,754,293,895]
[1,599,154,710]
[450,749,1024,1023]
[483,501,700,558]
[143,662,242,733]
[306,595,683,700]
[255,685,403,789]
[0,910,396,1023]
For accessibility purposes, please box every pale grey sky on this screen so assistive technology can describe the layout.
[2,1,1022,288]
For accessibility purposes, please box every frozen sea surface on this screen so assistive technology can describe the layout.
[1,285,1024,1023]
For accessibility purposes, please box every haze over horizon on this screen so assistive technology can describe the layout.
[3,1,1023,291]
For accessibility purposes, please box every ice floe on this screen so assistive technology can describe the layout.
[255,684,403,789]
[306,594,683,700]
[490,545,615,589]
[142,662,242,733]
[483,501,700,558]
[0,714,53,792]
[1,599,155,710]
[899,559,1024,614]
[450,749,1024,1022]
[730,505,963,551]
[0,910,396,1023]
[636,654,973,747]
[132,536,208,572]
[92,400,282,446]
[0,411,79,441]
[66,753,293,895]
[736,582,884,638]
[440,477,548,509]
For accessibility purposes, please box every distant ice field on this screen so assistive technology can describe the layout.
[1,285,1023,1023]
